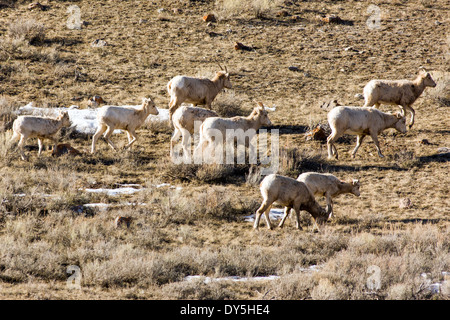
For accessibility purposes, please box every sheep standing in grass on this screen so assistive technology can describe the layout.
[254,174,329,230]
[362,69,436,128]
[193,103,272,163]
[327,106,407,159]
[171,105,218,159]
[167,68,232,123]
[297,172,360,218]
[91,97,158,154]
[10,111,71,160]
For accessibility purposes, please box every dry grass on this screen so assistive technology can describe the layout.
[0,0,448,300]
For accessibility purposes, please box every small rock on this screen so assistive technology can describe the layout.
[234,41,253,51]
[399,198,413,209]
[276,10,290,17]
[354,93,364,100]
[319,99,341,110]
[114,216,132,229]
[305,125,328,141]
[320,14,342,24]
[28,2,48,11]
[288,66,300,72]
[139,18,148,24]
[418,139,432,145]
[52,143,83,157]
[303,72,311,78]
[87,95,106,108]
[202,14,216,23]
[437,147,450,154]
[91,39,107,47]
[172,8,182,14]
[157,8,165,14]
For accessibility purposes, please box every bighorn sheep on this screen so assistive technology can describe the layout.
[254,174,329,230]
[327,106,407,159]
[10,112,71,160]
[91,97,158,154]
[171,105,218,159]
[362,69,436,128]
[193,102,272,163]
[297,172,360,218]
[167,66,232,123]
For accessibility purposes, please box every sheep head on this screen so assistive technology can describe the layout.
[252,103,272,127]
[394,113,407,133]
[351,179,361,197]
[419,70,437,88]
[214,70,232,89]
[58,111,72,127]
[142,97,159,116]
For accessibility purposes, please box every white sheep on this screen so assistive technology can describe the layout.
[254,174,329,230]
[193,102,272,163]
[171,105,218,159]
[327,106,407,159]
[167,67,232,123]
[10,111,71,160]
[362,69,437,128]
[297,172,360,218]
[91,97,158,154]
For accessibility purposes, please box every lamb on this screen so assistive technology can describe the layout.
[193,102,272,163]
[167,67,232,123]
[327,106,407,159]
[362,69,436,128]
[297,172,360,218]
[91,97,158,154]
[170,105,218,159]
[253,174,329,230]
[9,111,71,160]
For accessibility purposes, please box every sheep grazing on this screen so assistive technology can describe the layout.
[193,102,272,163]
[10,111,71,160]
[297,172,360,218]
[91,97,158,154]
[362,69,437,128]
[327,106,407,159]
[254,174,328,230]
[167,66,232,123]
[171,105,218,159]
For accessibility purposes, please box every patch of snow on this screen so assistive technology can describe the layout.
[83,187,143,196]
[244,208,284,222]
[184,275,280,284]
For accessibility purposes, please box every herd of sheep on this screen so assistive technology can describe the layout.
[8,67,437,230]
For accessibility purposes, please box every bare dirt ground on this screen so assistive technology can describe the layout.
[0,0,448,300]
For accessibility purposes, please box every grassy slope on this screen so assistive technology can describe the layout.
[0,0,449,299]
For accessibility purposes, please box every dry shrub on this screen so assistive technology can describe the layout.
[8,19,46,45]
[161,279,237,300]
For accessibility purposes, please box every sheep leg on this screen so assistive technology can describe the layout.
[168,98,180,125]
[17,135,28,161]
[104,126,118,151]
[180,128,192,162]
[7,131,20,155]
[193,138,209,164]
[278,207,291,228]
[325,193,334,218]
[37,138,44,156]
[91,125,107,154]
[254,201,273,230]
[327,131,340,159]
[124,129,137,149]
[370,132,384,158]
[293,208,303,230]
[351,135,366,158]
[403,105,415,129]
[170,128,181,158]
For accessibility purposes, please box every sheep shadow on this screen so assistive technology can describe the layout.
[417,152,450,164]
[269,124,308,135]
